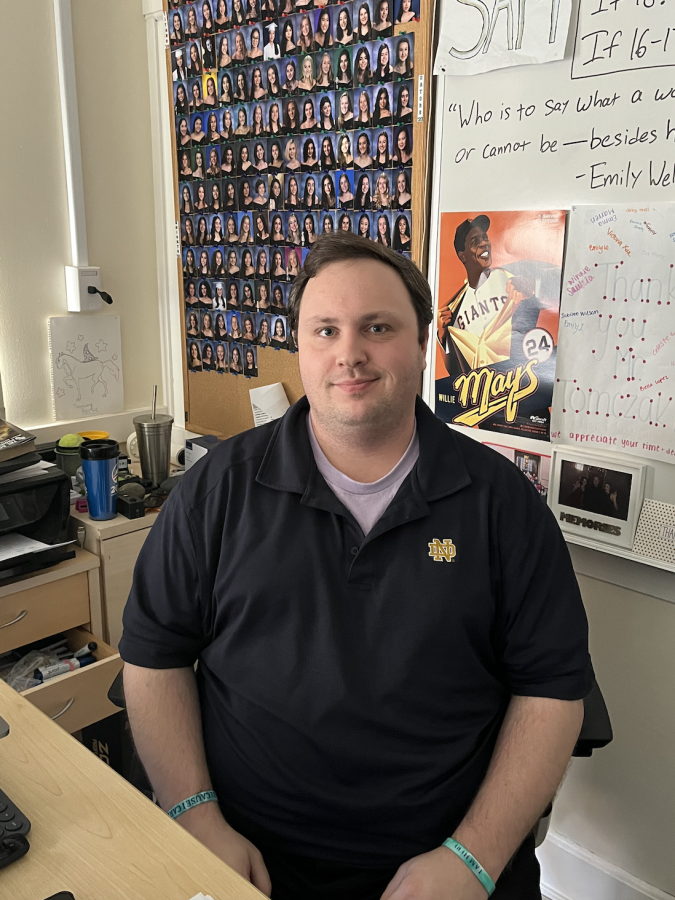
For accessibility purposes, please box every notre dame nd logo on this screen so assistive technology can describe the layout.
[428,539,456,562]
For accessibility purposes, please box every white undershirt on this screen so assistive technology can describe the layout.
[307,414,420,536]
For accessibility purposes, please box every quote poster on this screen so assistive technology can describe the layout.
[551,205,675,466]
[434,209,566,441]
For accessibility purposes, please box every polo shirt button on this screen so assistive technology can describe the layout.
[351,547,358,556]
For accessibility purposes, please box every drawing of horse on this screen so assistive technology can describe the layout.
[56,351,120,401]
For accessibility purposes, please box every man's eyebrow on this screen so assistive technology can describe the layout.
[303,311,401,326]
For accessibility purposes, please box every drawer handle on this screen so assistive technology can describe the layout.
[0,610,27,629]
[50,698,75,720]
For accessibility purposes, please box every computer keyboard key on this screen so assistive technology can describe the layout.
[0,835,29,869]
[4,821,22,832]
[0,810,14,822]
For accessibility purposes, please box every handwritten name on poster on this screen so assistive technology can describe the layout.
[551,205,675,464]
[433,0,572,77]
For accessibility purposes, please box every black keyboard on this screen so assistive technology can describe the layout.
[0,717,30,868]
[0,786,30,868]
[0,786,30,838]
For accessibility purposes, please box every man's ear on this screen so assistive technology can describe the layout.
[457,250,466,266]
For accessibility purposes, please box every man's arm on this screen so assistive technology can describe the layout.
[123,663,271,896]
[381,694,584,899]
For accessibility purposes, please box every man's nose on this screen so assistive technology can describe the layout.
[335,330,369,368]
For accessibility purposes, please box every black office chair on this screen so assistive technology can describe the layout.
[573,676,613,756]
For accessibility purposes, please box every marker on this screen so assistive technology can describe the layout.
[73,643,97,659]
[33,655,96,684]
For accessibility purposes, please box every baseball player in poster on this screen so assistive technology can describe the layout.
[435,214,560,437]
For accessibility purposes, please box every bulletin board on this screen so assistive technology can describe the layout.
[166,0,434,438]
[424,0,675,574]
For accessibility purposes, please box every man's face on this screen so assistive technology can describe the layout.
[297,259,428,438]
[458,225,491,273]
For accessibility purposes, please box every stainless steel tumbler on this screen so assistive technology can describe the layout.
[133,414,173,486]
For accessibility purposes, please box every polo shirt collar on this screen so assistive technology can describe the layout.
[256,395,471,504]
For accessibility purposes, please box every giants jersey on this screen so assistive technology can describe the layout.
[451,268,513,337]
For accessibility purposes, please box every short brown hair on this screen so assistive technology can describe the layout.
[288,232,433,342]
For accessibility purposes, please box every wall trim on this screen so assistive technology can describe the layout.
[538,831,675,900]
[143,3,185,424]
[26,407,197,457]
[53,0,89,267]
[26,408,164,445]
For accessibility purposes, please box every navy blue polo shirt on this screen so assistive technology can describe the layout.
[120,396,592,867]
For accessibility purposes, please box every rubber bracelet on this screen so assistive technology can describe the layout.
[168,791,218,820]
[442,838,496,897]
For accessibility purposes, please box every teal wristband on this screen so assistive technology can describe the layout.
[168,790,218,820]
[442,838,496,897]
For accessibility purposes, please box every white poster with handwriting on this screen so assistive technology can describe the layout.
[551,205,675,464]
[436,0,675,210]
[433,0,572,77]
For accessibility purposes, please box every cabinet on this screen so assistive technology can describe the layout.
[70,510,159,649]
[0,550,122,733]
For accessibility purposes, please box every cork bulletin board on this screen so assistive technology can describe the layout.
[167,0,434,437]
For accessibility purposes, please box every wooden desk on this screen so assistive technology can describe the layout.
[0,678,260,899]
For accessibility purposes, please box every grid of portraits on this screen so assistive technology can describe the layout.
[171,0,417,377]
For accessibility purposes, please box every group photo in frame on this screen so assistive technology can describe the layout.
[549,447,649,551]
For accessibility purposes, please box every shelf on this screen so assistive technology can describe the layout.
[564,534,675,576]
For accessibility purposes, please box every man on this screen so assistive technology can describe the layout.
[263,22,280,59]
[583,472,606,515]
[121,233,591,900]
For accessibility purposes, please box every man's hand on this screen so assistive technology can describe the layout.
[380,846,488,900]
[438,304,453,330]
[180,803,272,897]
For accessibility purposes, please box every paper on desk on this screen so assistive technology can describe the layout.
[0,460,55,485]
[249,382,290,427]
[0,534,75,563]
[188,894,216,900]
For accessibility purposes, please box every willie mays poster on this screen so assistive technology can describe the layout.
[551,205,675,466]
[434,210,566,441]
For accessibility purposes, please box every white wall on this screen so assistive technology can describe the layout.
[546,573,675,896]
[0,0,162,431]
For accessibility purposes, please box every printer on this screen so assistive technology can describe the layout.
[0,445,74,582]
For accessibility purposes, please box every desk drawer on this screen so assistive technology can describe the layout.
[21,627,123,734]
[0,573,90,654]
